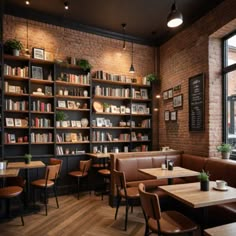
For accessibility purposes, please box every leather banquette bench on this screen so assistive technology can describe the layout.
[110,150,236,225]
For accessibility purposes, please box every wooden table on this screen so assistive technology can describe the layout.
[7,161,45,204]
[159,182,236,230]
[87,153,111,159]
[204,222,236,236]
[0,168,19,178]
[139,166,199,184]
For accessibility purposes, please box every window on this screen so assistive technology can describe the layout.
[223,32,236,159]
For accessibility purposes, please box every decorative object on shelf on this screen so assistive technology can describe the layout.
[24,153,32,164]
[31,66,43,79]
[32,47,45,60]
[146,73,159,83]
[216,143,232,159]
[83,90,88,97]
[47,71,53,81]
[103,103,110,113]
[93,101,103,112]
[56,111,68,127]
[119,121,126,127]
[81,118,89,127]
[77,59,92,73]
[198,170,210,191]
[4,38,23,56]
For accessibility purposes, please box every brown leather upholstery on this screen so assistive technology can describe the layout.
[113,169,140,231]
[98,169,111,176]
[138,183,198,235]
[0,186,24,225]
[31,164,60,216]
[68,159,92,199]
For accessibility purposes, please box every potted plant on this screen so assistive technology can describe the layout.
[77,59,92,73]
[198,170,210,191]
[56,111,68,127]
[103,103,110,113]
[217,143,232,159]
[4,38,23,56]
[24,153,32,164]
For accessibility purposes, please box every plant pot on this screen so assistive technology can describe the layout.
[24,158,31,164]
[56,121,61,127]
[200,181,209,191]
[222,152,230,159]
[13,49,20,56]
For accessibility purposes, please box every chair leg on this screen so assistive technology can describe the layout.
[17,196,24,226]
[115,196,121,220]
[44,188,48,216]
[6,199,11,217]
[77,177,80,199]
[53,185,59,208]
[125,199,129,231]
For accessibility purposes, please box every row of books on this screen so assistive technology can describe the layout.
[5,81,25,94]
[141,119,151,128]
[4,64,29,77]
[32,101,52,112]
[56,133,84,142]
[31,132,53,143]
[94,85,130,97]
[58,72,90,85]
[5,99,29,111]
[31,117,51,128]
[56,146,86,155]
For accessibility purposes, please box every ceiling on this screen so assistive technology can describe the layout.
[4,0,224,46]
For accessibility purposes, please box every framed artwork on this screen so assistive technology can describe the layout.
[58,100,66,108]
[163,90,168,100]
[173,94,183,108]
[14,118,22,127]
[120,106,126,114]
[44,51,53,61]
[104,119,110,127]
[32,47,45,60]
[67,100,76,109]
[168,88,173,99]
[170,111,177,121]
[10,134,16,143]
[45,86,52,95]
[71,120,77,127]
[140,89,148,99]
[131,104,137,114]
[76,121,81,127]
[137,104,146,114]
[32,66,43,79]
[111,105,118,113]
[96,118,104,127]
[6,118,14,127]
[164,110,170,121]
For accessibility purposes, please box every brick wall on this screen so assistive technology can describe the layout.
[159,0,236,156]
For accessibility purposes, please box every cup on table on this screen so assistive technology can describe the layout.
[161,163,166,170]
[216,180,227,189]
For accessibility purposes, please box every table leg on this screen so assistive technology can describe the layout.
[24,169,30,207]
[201,207,209,235]
[168,178,173,185]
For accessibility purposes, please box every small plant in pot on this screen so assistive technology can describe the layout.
[56,111,68,127]
[216,143,232,159]
[24,153,32,164]
[4,38,23,56]
[103,103,110,113]
[198,170,210,191]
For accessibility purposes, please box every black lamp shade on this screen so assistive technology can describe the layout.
[167,3,183,28]
[129,64,135,73]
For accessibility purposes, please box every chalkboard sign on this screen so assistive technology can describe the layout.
[189,73,204,131]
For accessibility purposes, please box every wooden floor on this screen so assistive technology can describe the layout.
[0,192,201,236]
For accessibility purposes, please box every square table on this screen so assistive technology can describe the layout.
[204,222,236,236]
[138,166,199,184]
[0,168,19,178]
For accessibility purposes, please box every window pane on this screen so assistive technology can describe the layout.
[226,35,236,66]
[227,70,236,151]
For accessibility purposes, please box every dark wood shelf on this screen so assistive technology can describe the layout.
[56,95,90,100]
[94,95,131,100]
[92,126,130,129]
[5,92,29,97]
[30,78,54,84]
[56,107,90,111]
[4,126,29,129]
[56,141,90,144]
[4,142,29,145]
[4,75,29,81]
[31,127,54,129]
[92,140,130,143]
[56,81,90,87]
[4,54,30,61]
[31,111,54,114]
[92,78,132,86]
[31,142,54,145]
[31,58,54,65]
[4,110,29,113]
[94,112,130,116]
[56,127,90,130]
[30,94,54,99]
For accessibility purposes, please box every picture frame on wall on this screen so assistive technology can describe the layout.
[163,90,168,100]
[164,110,170,121]
[32,47,45,60]
[168,88,173,99]
[31,66,43,79]
[170,111,177,121]
[173,94,183,108]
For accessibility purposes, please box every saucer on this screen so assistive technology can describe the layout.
[213,186,228,191]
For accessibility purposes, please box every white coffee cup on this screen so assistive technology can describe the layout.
[216,180,227,189]
[161,163,166,170]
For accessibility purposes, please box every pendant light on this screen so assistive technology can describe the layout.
[167,0,183,28]
[25,0,30,5]
[129,42,135,73]
[121,23,126,50]
[64,1,69,10]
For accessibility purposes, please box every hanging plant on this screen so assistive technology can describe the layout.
[77,59,92,72]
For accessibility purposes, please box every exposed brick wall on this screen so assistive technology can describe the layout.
[159,0,236,156]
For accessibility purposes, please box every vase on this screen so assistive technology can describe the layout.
[200,181,209,191]
[81,118,89,127]
[222,152,230,159]
[13,49,20,56]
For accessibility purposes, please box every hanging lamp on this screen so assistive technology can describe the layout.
[167,0,183,28]
[121,23,126,50]
[64,1,69,10]
[129,42,135,73]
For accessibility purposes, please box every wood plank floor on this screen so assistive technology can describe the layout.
[0,192,201,236]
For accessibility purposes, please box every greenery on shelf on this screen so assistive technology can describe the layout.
[4,38,23,52]
[146,73,160,82]
[198,170,210,182]
[216,143,232,153]
[77,59,92,72]
[103,103,110,108]
[56,111,68,121]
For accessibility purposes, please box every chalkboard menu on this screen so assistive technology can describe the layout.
[189,73,204,131]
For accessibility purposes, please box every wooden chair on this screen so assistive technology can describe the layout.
[0,186,24,225]
[113,169,139,231]
[138,183,198,236]
[68,159,92,199]
[31,164,60,216]
[49,158,63,179]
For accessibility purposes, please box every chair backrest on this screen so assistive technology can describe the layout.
[138,183,161,221]
[49,158,63,175]
[113,169,127,195]
[80,159,92,175]
[45,164,60,181]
